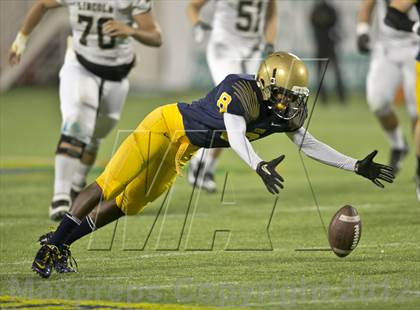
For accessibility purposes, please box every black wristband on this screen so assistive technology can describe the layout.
[384,7,415,33]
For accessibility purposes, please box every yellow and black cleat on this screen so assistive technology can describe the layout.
[38,232,77,273]
[31,244,58,279]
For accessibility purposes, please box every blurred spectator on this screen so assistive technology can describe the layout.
[310,0,347,104]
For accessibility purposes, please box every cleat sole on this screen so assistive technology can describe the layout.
[31,264,51,279]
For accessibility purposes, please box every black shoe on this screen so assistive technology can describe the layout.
[31,244,58,278]
[49,199,70,221]
[389,144,409,174]
[39,232,77,273]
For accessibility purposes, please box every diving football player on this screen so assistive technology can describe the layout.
[186,0,278,193]
[384,0,420,200]
[31,52,394,278]
[9,0,162,220]
[357,0,418,173]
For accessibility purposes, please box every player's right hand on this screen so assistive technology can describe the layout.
[256,155,285,194]
[193,20,212,43]
[9,32,28,66]
[103,20,134,37]
[357,33,370,54]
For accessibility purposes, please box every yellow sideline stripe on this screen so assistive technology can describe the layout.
[0,296,244,310]
[0,156,107,169]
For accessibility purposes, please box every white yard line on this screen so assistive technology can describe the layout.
[1,240,420,269]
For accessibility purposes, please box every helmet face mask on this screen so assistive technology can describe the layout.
[256,52,310,124]
[268,85,309,121]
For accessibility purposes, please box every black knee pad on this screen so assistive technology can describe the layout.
[56,135,86,159]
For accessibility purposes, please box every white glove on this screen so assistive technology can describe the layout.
[9,32,28,65]
[193,21,212,43]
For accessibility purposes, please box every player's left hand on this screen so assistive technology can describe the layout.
[256,155,285,194]
[8,32,28,66]
[355,150,394,188]
[103,20,134,37]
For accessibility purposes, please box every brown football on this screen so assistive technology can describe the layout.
[328,205,362,257]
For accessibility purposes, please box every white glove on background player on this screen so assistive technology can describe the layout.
[193,20,212,43]
[9,32,28,66]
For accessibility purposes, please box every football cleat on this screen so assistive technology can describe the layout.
[202,172,217,193]
[187,164,216,193]
[389,143,409,174]
[39,232,77,273]
[31,244,58,279]
[49,199,70,221]
[55,244,77,273]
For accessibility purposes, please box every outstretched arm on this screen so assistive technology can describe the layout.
[9,0,61,65]
[385,0,419,34]
[224,113,284,194]
[224,113,262,170]
[286,127,357,171]
[358,0,376,24]
[287,128,394,188]
[356,0,376,53]
[263,0,277,54]
[186,0,212,43]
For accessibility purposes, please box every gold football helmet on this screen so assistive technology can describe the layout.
[256,51,309,121]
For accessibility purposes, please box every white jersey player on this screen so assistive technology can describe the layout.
[186,0,277,192]
[9,0,162,220]
[357,0,418,174]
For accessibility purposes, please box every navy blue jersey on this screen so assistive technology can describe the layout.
[178,74,300,148]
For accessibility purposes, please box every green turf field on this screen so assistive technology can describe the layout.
[0,88,419,309]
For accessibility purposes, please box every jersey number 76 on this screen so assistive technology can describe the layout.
[78,15,116,49]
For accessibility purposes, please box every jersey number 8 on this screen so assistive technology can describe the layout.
[217,92,232,113]
[78,15,116,49]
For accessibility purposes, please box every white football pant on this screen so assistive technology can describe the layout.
[59,50,129,148]
[367,43,417,119]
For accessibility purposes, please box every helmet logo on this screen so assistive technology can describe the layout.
[270,68,277,85]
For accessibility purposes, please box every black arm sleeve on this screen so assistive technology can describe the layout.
[384,6,415,32]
